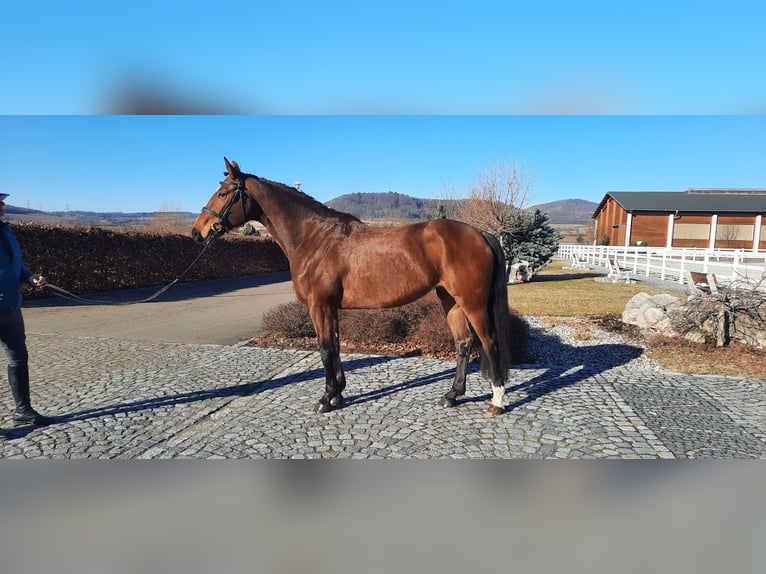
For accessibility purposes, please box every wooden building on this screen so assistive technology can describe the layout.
[592,190,766,250]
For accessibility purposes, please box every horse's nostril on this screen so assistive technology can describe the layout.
[191,228,202,243]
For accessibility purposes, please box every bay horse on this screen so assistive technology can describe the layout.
[192,158,513,415]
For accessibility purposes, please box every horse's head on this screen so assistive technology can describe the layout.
[192,157,261,243]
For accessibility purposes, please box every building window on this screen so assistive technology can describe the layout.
[716,224,754,242]
[673,223,710,240]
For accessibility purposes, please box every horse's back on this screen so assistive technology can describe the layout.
[335,219,495,309]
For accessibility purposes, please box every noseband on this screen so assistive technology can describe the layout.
[202,176,249,235]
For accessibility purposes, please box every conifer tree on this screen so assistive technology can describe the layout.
[501,208,561,274]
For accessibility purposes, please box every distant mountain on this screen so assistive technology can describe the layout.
[3,205,197,227]
[4,206,45,215]
[326,193,597,225]
[2,195,599,229]
[530,199,598,225]
[325,192,446,221]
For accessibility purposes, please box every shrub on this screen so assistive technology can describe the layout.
[341,293,449,349]
[241,223,260,236]
[261,291,530,362]
[341,307,413,344]
[407,297,456,353]
[262,300,315,338]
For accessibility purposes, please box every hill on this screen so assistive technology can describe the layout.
[530,199,597,224]
[2,195,599,229]
[326,193,597,225]
[325,192,445,221]
[3,205,197,228]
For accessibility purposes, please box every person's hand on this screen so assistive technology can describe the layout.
[29,274,46,288]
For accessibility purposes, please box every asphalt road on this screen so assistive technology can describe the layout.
[22,272,297,345]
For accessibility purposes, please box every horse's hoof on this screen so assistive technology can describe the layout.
[329,394,343,407]
[485,405,505,416]
[315,401,332,414]
[439,396,456,408]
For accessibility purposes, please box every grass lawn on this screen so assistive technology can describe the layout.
[509,261,674,317]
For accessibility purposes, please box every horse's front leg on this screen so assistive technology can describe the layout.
[310,303,346,413]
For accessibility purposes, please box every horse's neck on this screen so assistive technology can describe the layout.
[253,184,324,257]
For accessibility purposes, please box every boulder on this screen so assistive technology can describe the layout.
[622,292,683,335]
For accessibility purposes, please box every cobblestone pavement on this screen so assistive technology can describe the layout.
[1,324,763,458]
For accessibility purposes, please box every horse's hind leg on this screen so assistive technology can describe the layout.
[462,307,506,415]
[309,303,346,413]
[436,288,474,408]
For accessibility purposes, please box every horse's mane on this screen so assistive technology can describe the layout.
[250,175,362,224]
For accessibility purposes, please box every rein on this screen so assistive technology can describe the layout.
[42,237,215,306]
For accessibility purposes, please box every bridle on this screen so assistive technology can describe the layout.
[201,175,250,236]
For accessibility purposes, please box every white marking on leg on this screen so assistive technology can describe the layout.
[491,385,505,409]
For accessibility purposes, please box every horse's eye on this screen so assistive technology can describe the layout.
[217,191,228,199]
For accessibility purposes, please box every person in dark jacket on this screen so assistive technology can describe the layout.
[0,193,51,425]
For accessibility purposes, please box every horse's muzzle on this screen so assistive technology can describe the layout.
[191,228,205,244]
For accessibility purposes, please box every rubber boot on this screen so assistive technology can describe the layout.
[8,364,52,426]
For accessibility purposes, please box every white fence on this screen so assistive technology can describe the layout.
[557,243,766,288]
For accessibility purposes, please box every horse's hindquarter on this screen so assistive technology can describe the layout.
[426,220,496,306]
[338,221,493,309]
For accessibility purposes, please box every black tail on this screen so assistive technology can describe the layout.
[480,232,513,384]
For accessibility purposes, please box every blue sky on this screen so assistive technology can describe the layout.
[1,1,764,213]
[2,115,765,213]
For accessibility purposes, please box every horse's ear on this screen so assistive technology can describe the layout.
[224,157,243,179]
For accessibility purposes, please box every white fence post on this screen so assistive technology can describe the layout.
[644,249,650,277]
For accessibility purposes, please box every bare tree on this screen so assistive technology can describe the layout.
[442,159,561,278]
[450,159,534,236]
[670,271,766,347]
[438,182,462,220]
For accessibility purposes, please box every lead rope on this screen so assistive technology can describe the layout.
[42,238,214,306]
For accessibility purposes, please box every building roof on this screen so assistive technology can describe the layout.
[593,190,766,218]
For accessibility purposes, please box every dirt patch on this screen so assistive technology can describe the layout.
[643,335,766,379]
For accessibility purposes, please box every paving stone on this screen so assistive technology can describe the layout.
[0,326,762,459]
